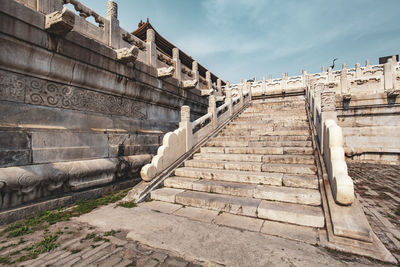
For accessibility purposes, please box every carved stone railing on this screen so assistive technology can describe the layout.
[233,56,400,98]
[17,0,222,90]
[141,84,251,182]
[306,84,354,205]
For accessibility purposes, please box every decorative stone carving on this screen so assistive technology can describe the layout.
[157,67,175,79]
[385,89,400,97]
[106,0,118,20]
[122,33,146,50]
[0,71,25,102]
[182,79,198,89]
[45,7,75,36]
[115,46,139,64]
[321,91,336,112]
[63,0,105,28]
[0,70,147,119]
[0,155,151,209]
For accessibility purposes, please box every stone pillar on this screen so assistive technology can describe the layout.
[179,105,192,151]
[107,0,120,49]
[206,71,212,90]
[225,82,233,116]
[327,67,333,82]
[173,48,181,82]
[192,61,199,89]
[355,63,361,79]
[365,59,371,71]
[217,79,222,95]
[321,66,326,74]
[262,76,266,95]
[302,70,307,87]
[146,29,157,68]
[208,95,217,129]
[340,64,348,95]
[281,73,287,92]
[37,0,63,14]
[245,80,252,100]
[384,58,394,91]
[268,74,273,83]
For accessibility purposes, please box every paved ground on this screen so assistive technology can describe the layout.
[0,162,398,266]
[348,162,400,263]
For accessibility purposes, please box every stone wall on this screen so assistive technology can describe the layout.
[0,0,221,216]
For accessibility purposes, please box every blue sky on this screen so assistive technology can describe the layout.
[78,0,400,83]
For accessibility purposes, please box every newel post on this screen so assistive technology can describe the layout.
[192,61,199,89]
[206,71,212,90]
[146,29,157,68]
[208,95,217,129]
[384,58,394,91]
[238,81,244,106]
[107,0,120,48]
[217,79,222,95]
[262,76,266,95]
[225,82,233,116]
[179,106,192,152]
[340,64,349,95]
[173,48,182,82]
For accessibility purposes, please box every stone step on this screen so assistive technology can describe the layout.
[234,116,308,122]
[164,177,321,206]
[237,114,307,120]
[200,146,314,155]
[282,174,319,189]
[211,135,311,142]
[174,167,283,186]
[194,153,315,164]
[261,163,317,175]
[206,140,312,148]
[258,200,325,228]
[151,189,324,227]
[225,125,309,131]
[230,120,308,127]
[220,129,310,137]
[184,160,316,175]
[245,106,305,112]
[252,96,305,103]
[184,159,263,172]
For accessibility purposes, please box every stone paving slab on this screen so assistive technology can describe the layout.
[76,204,390,267]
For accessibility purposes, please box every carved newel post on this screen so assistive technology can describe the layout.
[217,79,222,95]
[107,0,121,48]
[146,29,157,68]
[340,64,349,96]
[173,48,181,82]
[262,76,266,96]
[179,106,192,152]
[208,95,217,129]
[206,71,212,90]
[106,0,118,19]
[192,61,199,89]
[225,82,233,116]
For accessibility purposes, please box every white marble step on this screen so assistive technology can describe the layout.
[193,153,315,165]
[200,146,314,155]
[150,189,324,228]
[184,160,316,175]
[164,177,321,206]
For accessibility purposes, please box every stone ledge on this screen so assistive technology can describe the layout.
[0,154,151,210]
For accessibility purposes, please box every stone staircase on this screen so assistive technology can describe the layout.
[150,95,325,230]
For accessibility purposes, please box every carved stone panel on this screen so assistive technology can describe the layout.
[0,69,147,119]
[0,70,25,103]
[321,91,336,112]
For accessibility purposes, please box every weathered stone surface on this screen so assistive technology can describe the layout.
[150,188,185,203]
[261,220,318,244]
[175,191,261,217]
[215,212,264,232]
[282,174,319,189]
[257,201,325,228]
[254,185,321,205]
